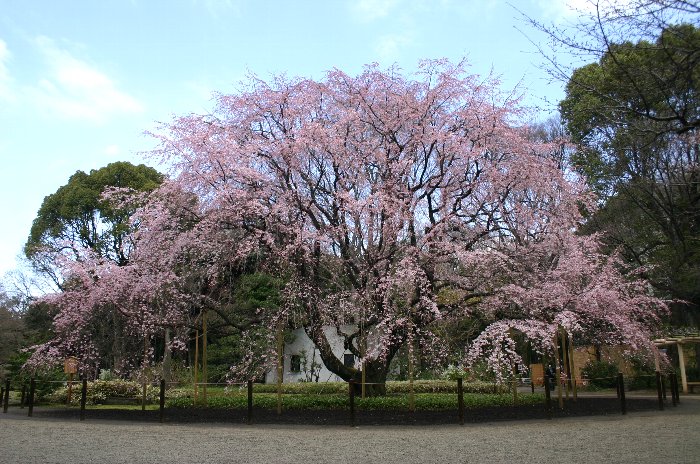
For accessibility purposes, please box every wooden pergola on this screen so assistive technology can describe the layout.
[653,335,700,394]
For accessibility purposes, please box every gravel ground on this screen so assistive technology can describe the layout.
[1,397,699,464]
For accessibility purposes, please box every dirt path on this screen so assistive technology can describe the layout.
[2,397,699,464]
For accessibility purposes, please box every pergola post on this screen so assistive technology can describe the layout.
[653,347,660,372]
[653,335,700,396]
[677,343,688,394]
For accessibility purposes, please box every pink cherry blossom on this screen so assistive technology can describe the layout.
[28,60,667,386]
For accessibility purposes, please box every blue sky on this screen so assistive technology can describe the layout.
[0,0,589,281]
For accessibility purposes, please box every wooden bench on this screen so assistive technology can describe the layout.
[687,382,700,393]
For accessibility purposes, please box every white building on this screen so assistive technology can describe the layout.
[265,325,361,383]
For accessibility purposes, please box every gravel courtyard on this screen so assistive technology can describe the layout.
[2,397,699,464]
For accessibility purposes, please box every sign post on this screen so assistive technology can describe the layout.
[64,357,78,404]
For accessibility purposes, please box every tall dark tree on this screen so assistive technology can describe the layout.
[25,161,163,286]
[554,13,700,326]
[526,1,700,137]
[23,161,163,375]
[0,286,25,379]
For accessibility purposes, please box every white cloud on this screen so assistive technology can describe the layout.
[104,144,120,156]
[0,39,13,101]
[351,0,400,22]
[375,33,412,61]
[28,36,143,122]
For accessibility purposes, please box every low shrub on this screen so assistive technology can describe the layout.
[46,380,159,405]
[230,380,498,395]
[580,360,618,389]
[167,391,544,410]
[387,380,497,394]
[251,382,347,395]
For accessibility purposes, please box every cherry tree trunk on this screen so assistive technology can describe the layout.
[352,359,389,396]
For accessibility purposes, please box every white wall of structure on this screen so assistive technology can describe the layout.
[265,325,360,384]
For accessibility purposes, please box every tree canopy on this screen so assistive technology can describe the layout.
[560,23,700,324]
[25,161,163,283]
[0,287,24,378]
[27,61,666,389]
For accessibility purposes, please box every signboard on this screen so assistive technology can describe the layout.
[529,363,544,387]
[64,357,78,375]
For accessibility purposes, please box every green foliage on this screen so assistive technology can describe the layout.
[166,380,497,396]
[167,391,543,410]
[232,273,283,315]
[441,364,468,380]
[681,366,700,380]
[387,380,497,394]
[626,356,658,390]
[581,360,619,389]
[562,25,700,159]
[202,272,284,382]
[5,352,65,399]
[5,352,32,384]
[25,161,163,266]
[203,335,242,383]
[250,382,348,394]
[46,380,159,405]
[0,301,24,378]
[22,301,55,344]
[561,24,700,322]
[98,369,116,381]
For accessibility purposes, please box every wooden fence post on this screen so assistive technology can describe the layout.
[349,380,355,427]
[3,379,10,413]
[617,373,626,415]
[247,380,253,425]
[20,384,26,409]
[544,375,552,419]
[673,373,680,404]
[457,378,464,425]
[159,379,166,423]
[79,378,87,421]
[661,375,667,400]
[27,379,35,417]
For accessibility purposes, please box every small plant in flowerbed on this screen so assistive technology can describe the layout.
[166,380,540,410]
[47,379,160,406]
